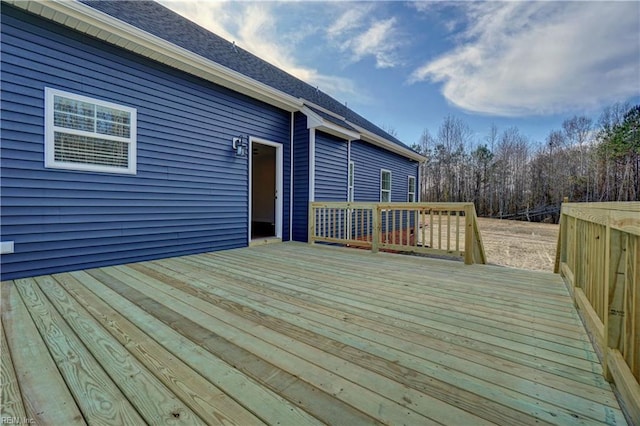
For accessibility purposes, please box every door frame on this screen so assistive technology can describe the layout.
[248,137,283,243]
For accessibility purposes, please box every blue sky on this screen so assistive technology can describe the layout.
[160,1,640,148]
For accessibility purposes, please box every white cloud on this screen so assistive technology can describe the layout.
[343,18,401,68]
[409,2,640,116]
[159,0,364,103]
[327,5,373,40]
[327,6,403,69]
[159,0,236,41]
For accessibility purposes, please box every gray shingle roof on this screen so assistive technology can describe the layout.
[81,0,415,152]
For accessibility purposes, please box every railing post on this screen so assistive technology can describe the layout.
[308,202,315,245]
[603,212,612,381]
[344,203,349,240]
[570,209,578,294]
[414,209,419,247]
[554,206,565,274]
[464,204,473,265]
[372,205,380,253]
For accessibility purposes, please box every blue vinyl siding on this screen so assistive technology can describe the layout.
[0,6,291,279]
[349,141,419,235]
[314,131,348,201]
[292,112,309,242]
[350,140,419,202]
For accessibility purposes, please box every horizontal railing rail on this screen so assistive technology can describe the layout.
[555,201,640,421]
[309,202,486,265]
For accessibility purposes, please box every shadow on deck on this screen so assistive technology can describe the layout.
[1,242,628,425]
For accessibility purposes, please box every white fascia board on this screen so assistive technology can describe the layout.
[301,99,348,121]
[301,106,360,141]
[301,102,425,163]
[317,121,360,141]
[6,0,303,112]
[303,107,325,129]
[347,121,426,162]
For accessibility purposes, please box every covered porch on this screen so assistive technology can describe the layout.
[1,242,628,425]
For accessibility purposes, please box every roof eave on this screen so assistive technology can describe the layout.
[302,101,425,162]
[349,124,426,162]
[301,106,360,141]
[7,0,426,163]
[5,0,303,112]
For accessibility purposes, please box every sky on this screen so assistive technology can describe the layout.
[159,0,640,149]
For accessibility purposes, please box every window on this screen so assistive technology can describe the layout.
[348,161,355,202]
[45,88,137,174]
[380,169,391,202]
[408,176,416,202]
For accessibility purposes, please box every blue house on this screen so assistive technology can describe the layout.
[0,0,424,280]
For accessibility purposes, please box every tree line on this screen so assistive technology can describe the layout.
[408,102,640,222]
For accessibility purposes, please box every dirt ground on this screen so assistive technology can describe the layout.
[476,217,559,272]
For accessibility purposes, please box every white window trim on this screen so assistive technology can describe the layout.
[45,87,137,174]
[380,169,391,202]
[408,175,416,202]
[348,160,355,202]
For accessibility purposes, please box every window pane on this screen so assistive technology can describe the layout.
[409,177,415,192]
[54,132,129,168]
[381,191,390,202]
[96,105,131,138]
[54,96,94,117]
[54,111,95,132]
[382,171,391,190]
[96,105,131,125]
[96,120,131,138]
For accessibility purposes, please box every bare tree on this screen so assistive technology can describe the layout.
[411,129,436,201]
[380,124,398,138]
[562,115,593,201]
[436,115,472,201]
[412,103,638,223]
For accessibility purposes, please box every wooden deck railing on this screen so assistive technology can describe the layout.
[309,202,486,264]
[555,201,640,421]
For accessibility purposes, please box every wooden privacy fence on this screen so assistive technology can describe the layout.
[309,202,486,265]
[555,201,640,421]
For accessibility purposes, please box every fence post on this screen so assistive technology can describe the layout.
[308,203,315,245]
[603,212,612,381]
[554,199,568,273]
[464,204,474,265]
[414,209,419,247]
[372,205,380,253]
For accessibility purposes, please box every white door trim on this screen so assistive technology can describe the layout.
[249,137,283,244]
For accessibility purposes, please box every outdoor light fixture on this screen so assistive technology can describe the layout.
[232,136,247,157]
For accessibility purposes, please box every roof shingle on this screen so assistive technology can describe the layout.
[81,0,415,152]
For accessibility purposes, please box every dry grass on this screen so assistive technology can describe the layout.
[476,217,559,272]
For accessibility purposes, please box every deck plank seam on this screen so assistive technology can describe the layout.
[139,256,624,424]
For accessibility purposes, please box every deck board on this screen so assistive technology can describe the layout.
[50,272,263,426]
[1,280,85,425]
[59,270,319,426]
[1,318,27,421]
[1,242,629,425]
[16,276,146,426]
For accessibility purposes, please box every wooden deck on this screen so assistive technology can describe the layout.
[1,242,629,425]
